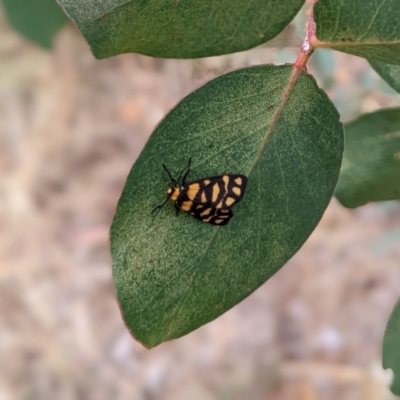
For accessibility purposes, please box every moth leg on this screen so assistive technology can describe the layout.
[152,196,169,216]
[174,203,180,217]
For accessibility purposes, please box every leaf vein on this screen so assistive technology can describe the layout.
[287,131,319,210]
[357,0,389,41]
[273,145,290,216]
[158,228,220,343]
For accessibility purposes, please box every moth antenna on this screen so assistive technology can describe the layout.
[162,164,176,186]
[181,157,192,186]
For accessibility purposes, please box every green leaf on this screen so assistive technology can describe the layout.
[58,0,304,59]
[336,108,400,208]
[383,299,400,395]
[313,0,400,65]
[1,0,68,48]
[111,64,343,348]
[2,0,68,48]
[370,61,400,94]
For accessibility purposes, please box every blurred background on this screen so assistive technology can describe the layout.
[1,4,400,400]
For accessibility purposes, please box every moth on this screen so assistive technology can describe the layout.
[152,158,247,225]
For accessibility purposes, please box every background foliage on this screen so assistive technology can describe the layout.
[58,0,305,59]
[1,0,68,48]
[1,0,400,397]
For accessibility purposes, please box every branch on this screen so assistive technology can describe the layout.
[293,0,318,72]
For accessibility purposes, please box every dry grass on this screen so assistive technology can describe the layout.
[1,13,400,400]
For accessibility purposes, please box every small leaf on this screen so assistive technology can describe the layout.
[383,299,400,395]
[336,108,400,208]
[313,0,400,65]
[111,65,343,348]
[58,0,305,59]
[370,61,400,94]
[2,0,68,48]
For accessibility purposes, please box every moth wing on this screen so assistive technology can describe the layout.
[211,174,248,209]
[184,182,202,203]
[182,178,216,207]
[184,174,248,210]
[189,206,233,225]
[211,208,233,225]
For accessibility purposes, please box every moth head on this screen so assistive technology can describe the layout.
[167,187,179,202]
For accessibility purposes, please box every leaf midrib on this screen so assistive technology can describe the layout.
[315,40,400,48]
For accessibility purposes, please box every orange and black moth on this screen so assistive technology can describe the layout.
[152,158,247,225]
